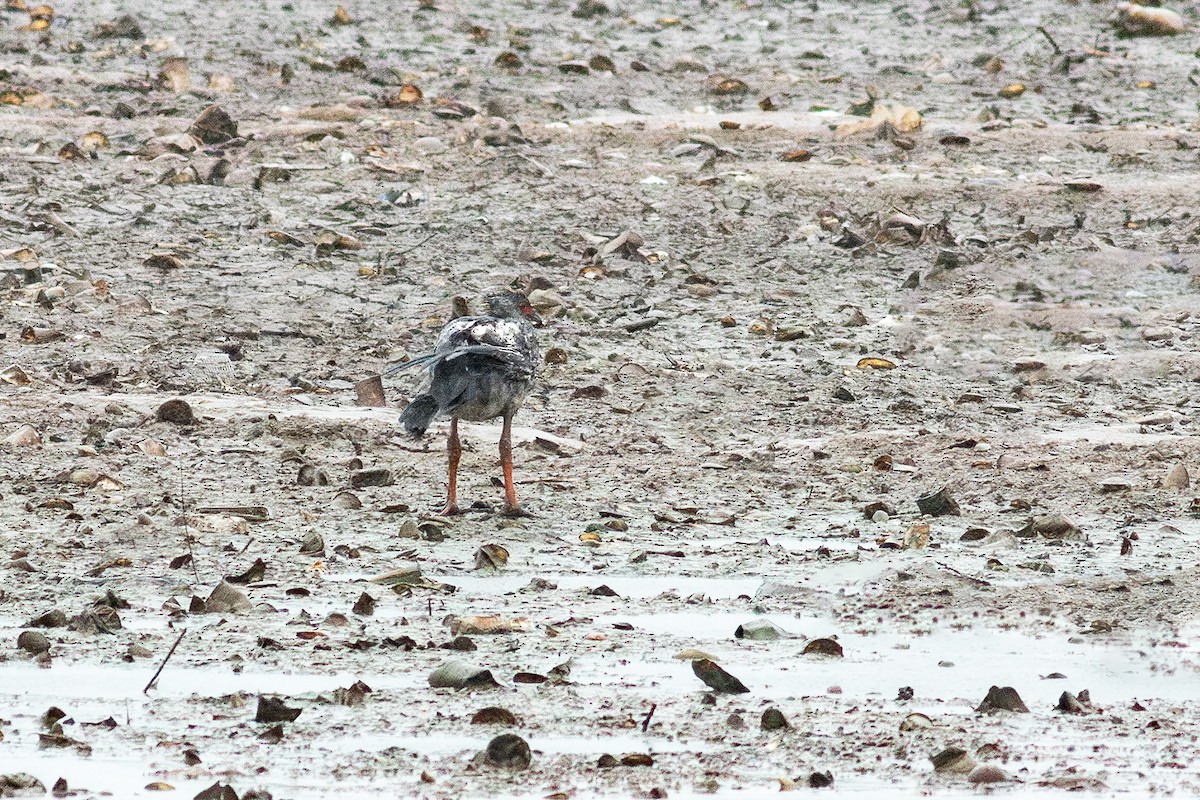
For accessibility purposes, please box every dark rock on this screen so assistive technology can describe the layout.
[17,630,51,655]
[976,685,1029,713]
[28,609,68,628]
[808,771,834,788]
[470,707,516,726]
[761,708,789,730]
[802,637,844,657]
[156,399,196,425]
[483,734,531,770]
[350,469,394,488]
[916,485,961,516]
[692,658,750,693]
[351,592,376,616]
[254,696,302,723]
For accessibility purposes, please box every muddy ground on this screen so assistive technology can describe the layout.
[2,0,1200,797]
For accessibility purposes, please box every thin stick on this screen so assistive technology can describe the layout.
[180,465,200,584]
[144,628,188,694]
[641,703,657,732]
[395,231,438,257]
[1036,26,1061,55]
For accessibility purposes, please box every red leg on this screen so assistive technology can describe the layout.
[441,417,462,516]
[499,412,520,514]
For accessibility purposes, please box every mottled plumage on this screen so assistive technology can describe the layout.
[391,291,540,514]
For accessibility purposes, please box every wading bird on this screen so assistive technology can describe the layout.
[389,290,540,515]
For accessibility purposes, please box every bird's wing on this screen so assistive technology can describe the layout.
[381,352,435,378]
[383,316,535,377]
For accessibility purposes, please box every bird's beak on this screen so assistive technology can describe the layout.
[522,304,545,327]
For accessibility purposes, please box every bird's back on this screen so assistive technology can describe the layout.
[427,314,538,422]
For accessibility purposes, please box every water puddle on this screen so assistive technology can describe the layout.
[581,611,1197,705]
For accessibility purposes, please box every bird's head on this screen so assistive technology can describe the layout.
[485,290,543,325]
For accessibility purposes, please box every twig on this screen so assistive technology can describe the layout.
[1036,26,1061,55]
[395,231,438,257]
[641,703,657,733]
[180,465,200,584]
[143,628,188,694]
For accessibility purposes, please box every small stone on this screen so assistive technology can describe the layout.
[189,105,238,144]
[691,658,750,693]
[483,734,531,770]
[1057,689,1096,715]
[440,635,477,651]
[967,764,1010,784]
[761,708,789,730]
[428,661,499,690]
[1098,476,1133,493]
[331,491,362,509]
[930,747,976,774]
[254,696,302,723]
[1163,463,1190,490]
[899,712,931,731]
[155,399,196,425]
[350,469,393,488]
[734,620,786,640]
[802,638,844,657]
[807,771,834,788]
[976,685,1029,713]
[204,581,252,614]
[471,707,516,726]
[351,592,376,616]
[28,609,68,628]
[916,485,960,516]
[17,630,51,655]
[299,532,324,555]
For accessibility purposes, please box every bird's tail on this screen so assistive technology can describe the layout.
[398,394,440,436]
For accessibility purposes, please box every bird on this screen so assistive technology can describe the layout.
[387,290,540,516]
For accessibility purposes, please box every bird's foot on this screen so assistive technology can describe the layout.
[439,502,463,516]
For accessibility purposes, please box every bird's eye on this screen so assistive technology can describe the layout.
[521,304,535,316]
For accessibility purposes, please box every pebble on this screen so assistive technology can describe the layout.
[976,685,1029,713]
[899,713,931,731]
[761,708,789,730]
[930,746,976,774]
[967,764,1010,784]
[428,661,499,690]
[1163,463,1190,489]
[483,734,531,770]
[692,659,750,693]
[17,630,51,655]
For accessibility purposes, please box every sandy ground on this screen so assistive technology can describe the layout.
[2,0,1200,797]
